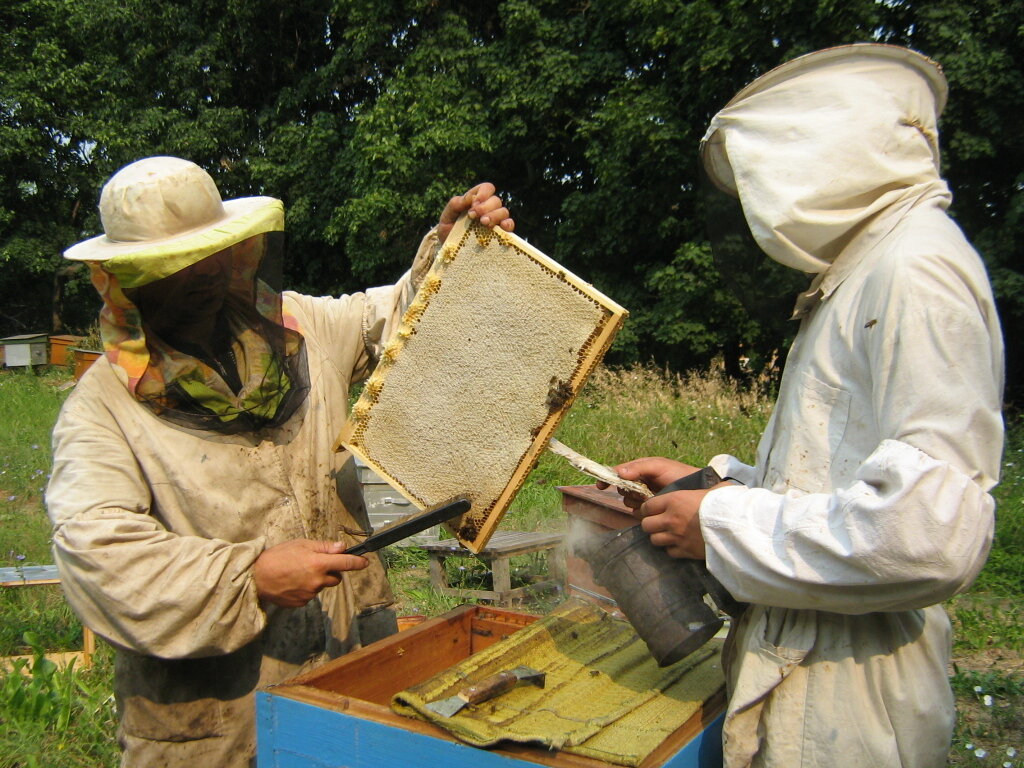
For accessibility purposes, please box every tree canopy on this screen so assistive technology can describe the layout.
[3,0,1021,397]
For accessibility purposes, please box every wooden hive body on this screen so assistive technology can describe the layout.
[257,606,725,767]
[337,217,627,552]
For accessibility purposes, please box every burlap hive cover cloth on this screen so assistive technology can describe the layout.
[391,600,724,767]
[337,216,628,552]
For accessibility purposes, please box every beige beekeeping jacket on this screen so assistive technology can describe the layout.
[46,232,436,768]
[699,46,1004,767]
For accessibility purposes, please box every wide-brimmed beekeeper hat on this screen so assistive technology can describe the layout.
[64,156,284,288]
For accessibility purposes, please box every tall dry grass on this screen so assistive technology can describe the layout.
[503,363,773,532]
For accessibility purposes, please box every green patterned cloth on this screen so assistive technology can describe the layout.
[392,600,724,766]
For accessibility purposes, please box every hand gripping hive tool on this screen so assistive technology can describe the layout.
[425,665,547,718]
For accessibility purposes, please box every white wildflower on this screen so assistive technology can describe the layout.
[984,694,994,706]
[975,749,988,759]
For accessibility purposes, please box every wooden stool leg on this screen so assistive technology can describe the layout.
[491,556,512,606]
[82,626,96,669]
[549,544,567,589]
[428,554,449,591]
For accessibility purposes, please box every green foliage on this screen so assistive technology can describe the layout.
[974,421,1024,595]
[2,635,79,732]
[0,638,118,768]
[951,596,1024,656]
[0,370,70,567]
[3,0,1022,396]
[0,587,82,658]
[949,668,1024,768]
[905,0,1024,402]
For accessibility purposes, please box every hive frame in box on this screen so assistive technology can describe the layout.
[337,216,627,553]
[256,605,725,768]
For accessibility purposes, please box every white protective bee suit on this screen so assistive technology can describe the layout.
[697,45,1004,767]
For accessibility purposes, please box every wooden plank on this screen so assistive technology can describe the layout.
[1,650,89,673]
[420,536,564,559]
[0,577,61,587]
[285,606,476,703]
[470,611,538,654]
[82,625,96,667]
[428,554,449,590]
[491,557,512,596]
[423,533,565,603]
[438,585,500,601]
[0,564,61,586]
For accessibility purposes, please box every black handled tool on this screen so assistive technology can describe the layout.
[344,497,471,556]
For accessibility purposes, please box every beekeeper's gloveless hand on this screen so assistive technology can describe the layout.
[253,539,368,608]
[437,182,514,244]
[604,457,731,560]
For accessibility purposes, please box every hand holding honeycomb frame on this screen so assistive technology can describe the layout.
[336,216,627,552]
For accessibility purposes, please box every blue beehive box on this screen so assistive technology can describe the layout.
[256,605,724,768]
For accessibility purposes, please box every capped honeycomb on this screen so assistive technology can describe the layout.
[336,216,627,553]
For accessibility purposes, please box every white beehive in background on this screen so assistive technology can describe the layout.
[0,334,48,368]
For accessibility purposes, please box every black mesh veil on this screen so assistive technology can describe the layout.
[125,231,311,434]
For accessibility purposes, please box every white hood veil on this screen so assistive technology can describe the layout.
[700,44,950,284]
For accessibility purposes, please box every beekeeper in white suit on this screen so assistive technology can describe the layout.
[608,44,1004,767]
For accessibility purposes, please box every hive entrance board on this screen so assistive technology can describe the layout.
[336,216,627,553]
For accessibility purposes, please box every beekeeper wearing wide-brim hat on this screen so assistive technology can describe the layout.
[46,156,514,767]
[615,44,1003,767]
[62,156,312,433]
[64,155,282,265]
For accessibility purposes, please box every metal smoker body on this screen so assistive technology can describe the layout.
[575,467,744,666]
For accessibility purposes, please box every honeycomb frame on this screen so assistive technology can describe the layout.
[336,215,627,553]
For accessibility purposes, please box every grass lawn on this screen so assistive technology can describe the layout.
[0,364,1021,767]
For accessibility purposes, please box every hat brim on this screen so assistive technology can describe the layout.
[64,196,282,262]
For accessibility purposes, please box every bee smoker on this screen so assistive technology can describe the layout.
[573,467,745,666]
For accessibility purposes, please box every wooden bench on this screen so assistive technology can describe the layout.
[0,564,96,669]
[417,531,566,606]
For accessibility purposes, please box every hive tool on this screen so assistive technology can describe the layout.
[425,666,546,718]
[343,496,471,556]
